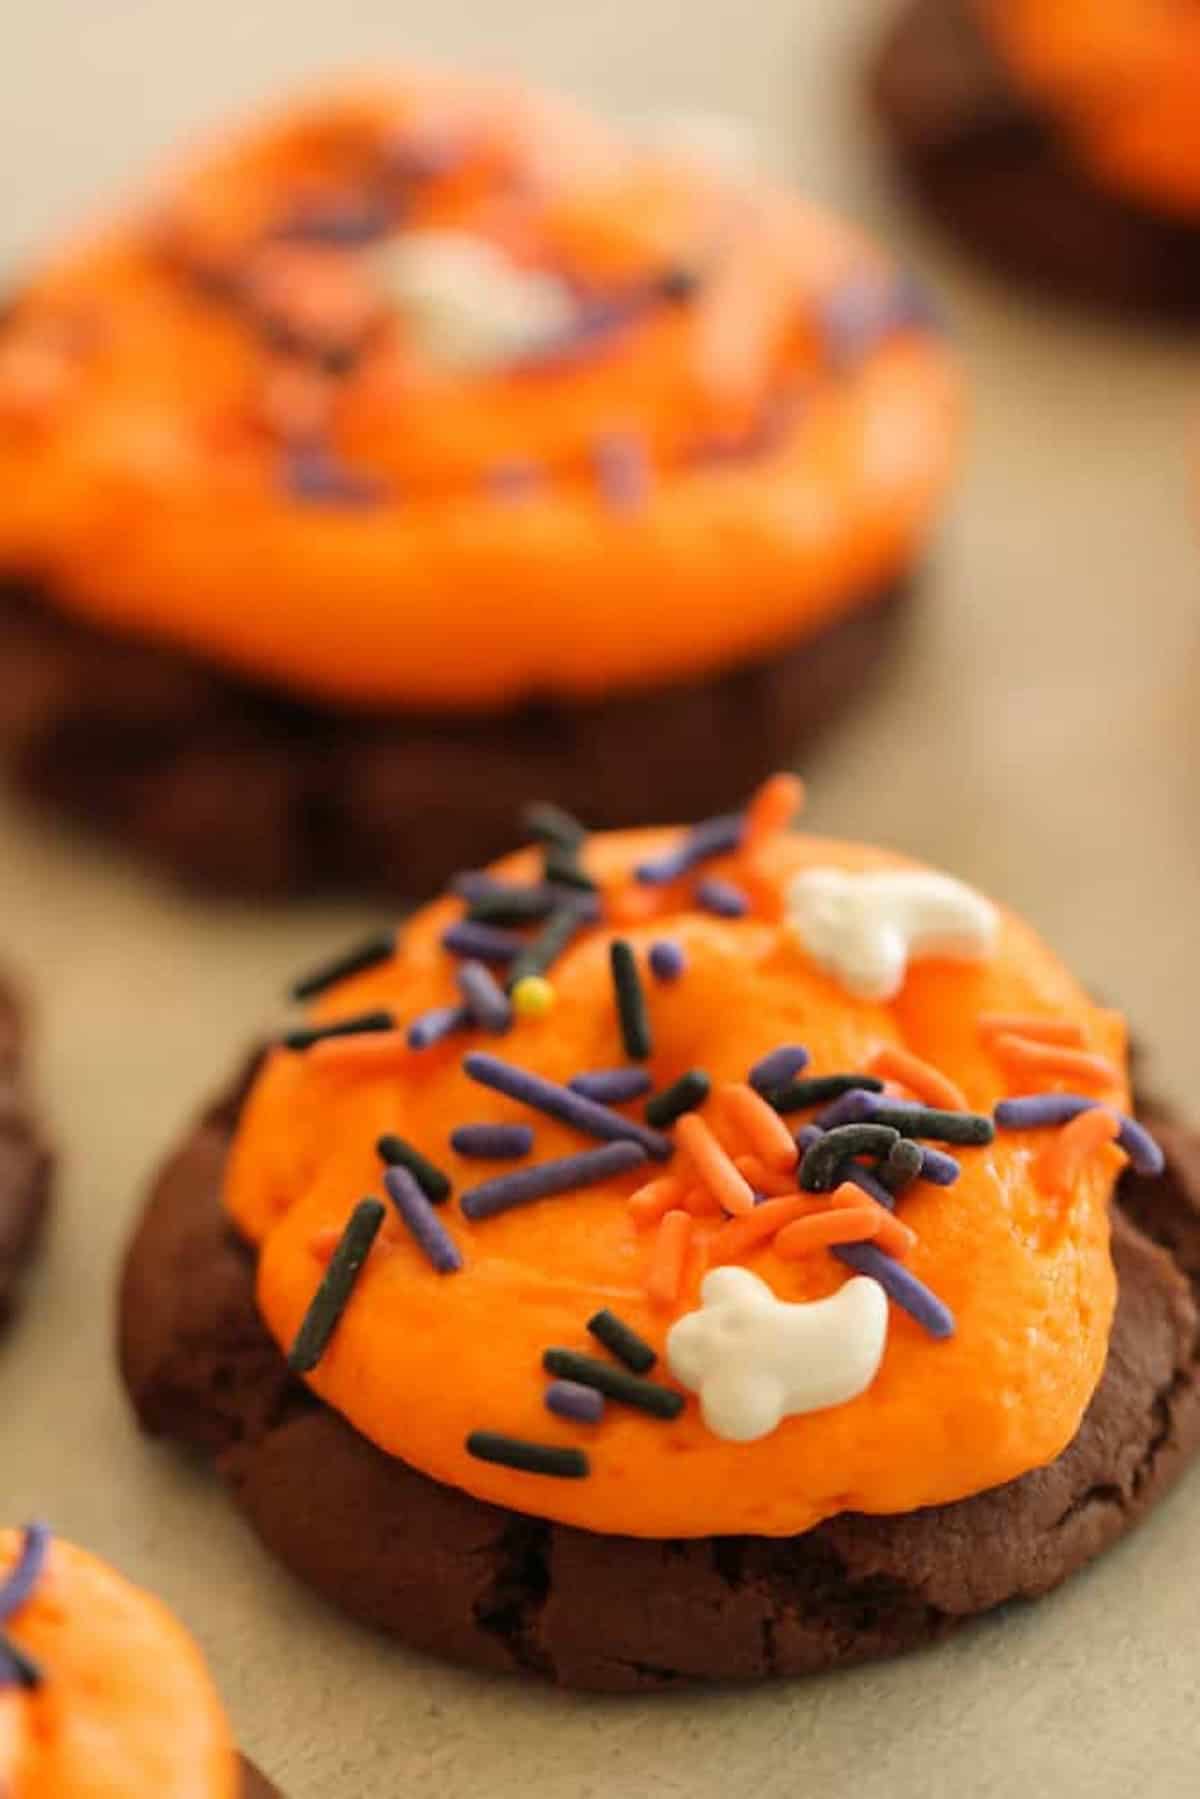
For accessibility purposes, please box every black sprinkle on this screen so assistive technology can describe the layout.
[509,905,588,987]
[870,1105,996,1146]
[800,1123,900,1192]
[466,1431,590,1479]
[288,930,396,1002]
[610,940,652,1061]
[288,1199,385,1374]
[543,1349,684,1419]
[522,801,587,851]
[645,1069,711,1129]
[283,1009,396,1051]
[765,1073,885,1114]
[467,888,558,926]
[542,843,598,893]
[376,1133,452,1205]
[878,1137,924,1194]
[660,265,702,303]
[587,1307,657,1374]
[0,1636,42,1690]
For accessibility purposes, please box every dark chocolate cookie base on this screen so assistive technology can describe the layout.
[870,0,1200,321]
[0,977,52,1339]
[118,1064,1200,1691]
[0,575,907,900]
[239,1753,281,1799]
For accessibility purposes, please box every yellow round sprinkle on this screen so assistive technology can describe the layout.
[512,976,556,1019]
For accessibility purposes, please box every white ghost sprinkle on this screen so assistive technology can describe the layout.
[786,866,998,1001]
[377,230,576,371]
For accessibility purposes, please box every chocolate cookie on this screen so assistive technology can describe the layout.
[0,576,906,900]
[0,975,52,1337]
[119,1061,1200,1691]
[239,1754,281,1799]
[870,0,1200,320]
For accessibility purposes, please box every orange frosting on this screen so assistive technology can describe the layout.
[0,72,959,709]
[0,1533,237,1798]
[225,802,1128,1538]
[980,1,1200,216]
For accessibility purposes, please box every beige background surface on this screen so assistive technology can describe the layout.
[3,3,1200,1795]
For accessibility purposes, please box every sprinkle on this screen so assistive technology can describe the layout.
[610,940,652,1060]
[464,1052,672,1158]
[868,1104,995,1146]
[645,1069,711,1129]
[545,1380,605,1424]
[522,801,587,851]
[995,1097,1163,1176]
[706,1193,815,1265]
[441,920,525,964]
[820,273,938,368]
[289,930,396,1001]
[283,1008,396,1051]
[508,905,589,986]
[774,1206,880,1259]
[587,1307,657,1373]
[917,1145,961,1185]
[800,1123,901,1192]
[877,1137,925,1194]
[542,1349,684,1419]
[718,1083,799,1172]
[695,876,749,918]
[383,1166,463,1274]
[288,1198,385,1373]
[839,1160,899,1212]
[829,1183,916,1259]
[456,960,513,1033]
[0,1637,42,1690]
[834,1241,955,1338]
[813,1086,881,1129]
[377,1134,451,1204]
[646,1209,694,1309]
[570,1067,653,1104]
[648,939,687,982]
[277,201,389,246]
[627,1173,689,1227]
[594,431,650,509]
[512,975,556,1019]
[734,1153,795,1198]
[660,264,703,303]
[1035,1108,1122,1197]
[464,882,600,925]
[0,1523,50,1624]
[743,773,804,849]
[748,1045,810,1091]
[407,1004,471,1050]
[676,1113,756,1216]
[283,444,383,507]
[466,1432,589,1478]
[635,812,743,885]
[765,1073,884,1113]
[308,1029,410,1073]
[542,844,598,893]
[461,1141,648,1220]
[451,1122,534,1159]
[979,1014,1084,1048]
[867,1045,968,1113]
[487,459,543,500]
[991,1035,1121,1089]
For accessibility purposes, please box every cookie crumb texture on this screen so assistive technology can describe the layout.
[120,1065,1200,1690]
[0,977,52,1337]
[870,0,1200,320]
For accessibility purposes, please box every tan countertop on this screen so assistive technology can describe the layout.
[2,3,1200,1794]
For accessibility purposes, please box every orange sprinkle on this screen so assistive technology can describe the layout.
[676,1113,757,1217]
[774,1207,881,1260]
[733,1153,795,1198]
[867,1044,968,1112]
[719,1082,800,1171]
[645,1209,694,1309]
[308,1029,409,1072]
[681,1182,724,1218]
[992,1034,1120,1089]
[742,773,805,848]
[1035,1107,1122,1197]
[706,1193,813,1265]
[627,1174,687,1228]
[309,1226,341,1263]
[979,1013,1085,1048]
[828,1182,916,1261]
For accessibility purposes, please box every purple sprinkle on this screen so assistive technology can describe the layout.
[276,201,390,245]
[834,1241,955,1338]
[545,1379,605,1423]
[748,1045,810,1091]
[487,459,543,500]
[283,445,384,507]
[840,1162,897,1213]
[821,273,940,369]
[813,1087,880,1130]
[407,1004,470,1051]
[456,961,513,1035]
[635,812,744,885]
[441,920,525,964]
[695,877,749,919]
[648,939,687,983]
[451,1122,535,1159]
[1115,1115,1166,1177]
[449,873,601,921]
[795,1124,823,1152]
[995,1095,1163,1176]
[383,1166,463,1274]
[919,1145,961,1186]
[569,1068,654,1103]
[0,1524,50,1623]
[594,432,650,510]
[460,1140,647,1220]
[464,1052,673,1161]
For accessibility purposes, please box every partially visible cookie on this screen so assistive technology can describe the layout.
[0,974,52,1337]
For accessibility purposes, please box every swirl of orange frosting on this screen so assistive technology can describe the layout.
[226,780,1130,1538]
[0,71,958,709]
[0,1530,237,1798]
[979,0,1200,215]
